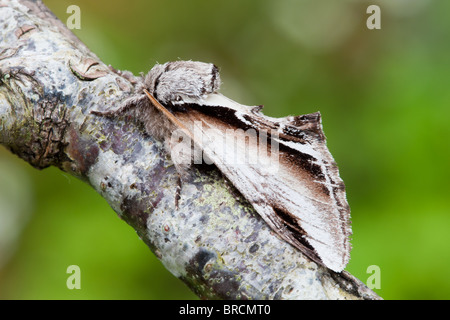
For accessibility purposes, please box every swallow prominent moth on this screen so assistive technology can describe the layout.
[93,61,352,272]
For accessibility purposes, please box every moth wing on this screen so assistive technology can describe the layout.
[174,94,351,272]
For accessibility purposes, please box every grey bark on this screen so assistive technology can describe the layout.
[0,0,380,300]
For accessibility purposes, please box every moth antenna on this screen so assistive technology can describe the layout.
[143,89,194,140]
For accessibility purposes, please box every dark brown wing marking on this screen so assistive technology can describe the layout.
[170,98,351,271]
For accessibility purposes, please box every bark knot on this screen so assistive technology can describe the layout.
[29,96,69,168]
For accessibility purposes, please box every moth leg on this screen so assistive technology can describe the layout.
[170,157,190,210]
[107,66,141,85]
[91,77,148,117]
[165,133,194,208]
[172,159,192,210]
[91,94,147,117]
[175,175,182,209]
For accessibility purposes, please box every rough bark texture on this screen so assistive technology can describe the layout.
[0,0,381,300]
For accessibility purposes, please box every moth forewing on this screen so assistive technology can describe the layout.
[172,94,351,272]
[119,61,352,272]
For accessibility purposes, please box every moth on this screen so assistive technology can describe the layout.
[93,61,352,272]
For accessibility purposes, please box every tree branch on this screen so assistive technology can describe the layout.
[0,0,380,300]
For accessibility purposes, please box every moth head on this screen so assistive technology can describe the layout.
[142,61,221,106]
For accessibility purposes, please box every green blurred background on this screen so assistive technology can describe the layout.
[0,0,449,299]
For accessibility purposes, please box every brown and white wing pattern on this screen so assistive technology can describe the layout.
[174,94,351,272]
[94,60,351,271]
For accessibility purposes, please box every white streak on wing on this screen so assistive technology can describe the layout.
[276,138,321,159]
[180,93,257,114]
[182,93,349,271]
[275,138,339,211]
[276,137,348,267]
[194,120,344,269]
[234,111,254,127]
